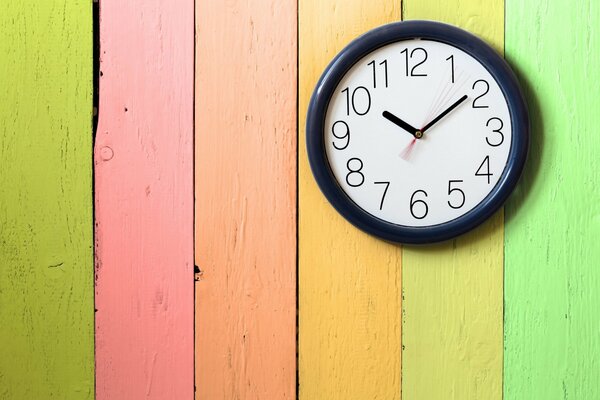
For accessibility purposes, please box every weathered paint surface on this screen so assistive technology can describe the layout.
[504,2,600,399]
[194,1,297,399]
[401,1,505,399]
[94,0,194,398]
[0,1,94,399]
[299,1,402,399]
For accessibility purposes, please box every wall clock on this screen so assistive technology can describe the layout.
[306,20,529,244]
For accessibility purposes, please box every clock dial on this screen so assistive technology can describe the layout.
[324,39,512,227]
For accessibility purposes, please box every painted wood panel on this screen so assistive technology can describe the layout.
[194,1,297,399]
[504,2,600,398]
[0,1,94,399]
[94,1,194,398]
[299,2,402,399]
[401,2,504,399]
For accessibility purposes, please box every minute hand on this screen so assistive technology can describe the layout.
[421,94,468,133]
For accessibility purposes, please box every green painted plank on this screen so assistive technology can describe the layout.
[505,1,600,399]
[0,1,94,399]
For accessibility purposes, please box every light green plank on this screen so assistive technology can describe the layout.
[0,1,94,398]
[505,1,600,399]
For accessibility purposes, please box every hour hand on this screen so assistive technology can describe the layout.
[382,111,420,137]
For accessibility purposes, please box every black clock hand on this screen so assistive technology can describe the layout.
[382,111,420,137]
[421,94,468,133]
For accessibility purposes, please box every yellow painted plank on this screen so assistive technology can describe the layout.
[400,2,505,399]
[298,1,402,399]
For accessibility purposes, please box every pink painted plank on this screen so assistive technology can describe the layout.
[94,1,194,398]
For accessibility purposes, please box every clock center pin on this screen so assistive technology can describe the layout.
[415,130,423,139]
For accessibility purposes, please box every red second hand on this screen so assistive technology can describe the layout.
[400,137,417,160]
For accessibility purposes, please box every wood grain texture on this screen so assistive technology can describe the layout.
[0,2,94,398]
[299,2,402,399]
[401,2,504,399]
[504,2,600,399]
[94,1,194,398]
[194,1,297,399]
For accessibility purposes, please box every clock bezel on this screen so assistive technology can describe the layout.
[306,20,529,244]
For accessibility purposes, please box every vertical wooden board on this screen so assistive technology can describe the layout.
[194,1,297,399]
[94,0,194,398]
[504,2,600,398]
[401,2,504,399]
[0,1,94,399]
[299,2,402,400]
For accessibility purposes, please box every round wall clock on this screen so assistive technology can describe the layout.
[306,20,529,244]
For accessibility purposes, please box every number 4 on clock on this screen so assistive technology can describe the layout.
[475,156,493,184]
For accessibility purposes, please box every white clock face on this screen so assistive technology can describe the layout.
[325,39,512,227]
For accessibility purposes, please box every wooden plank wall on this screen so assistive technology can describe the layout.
[194,1,297,399]
[504,1,600,398]
[94,0,195,398]
[3,1,600,399]
[298,1,402,400]
[0,1,94,399]
[400,1,505,399]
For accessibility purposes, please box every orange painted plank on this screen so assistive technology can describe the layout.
[94,0,194,398]
[194,1,297,399]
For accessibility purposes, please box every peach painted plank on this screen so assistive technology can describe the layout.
[194,1,297,399]
[94,0,194,399]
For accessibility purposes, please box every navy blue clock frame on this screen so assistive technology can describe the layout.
[306,20,529,244]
